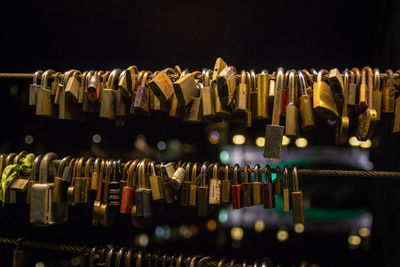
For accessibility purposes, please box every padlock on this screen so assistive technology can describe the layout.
[348,68,361,106]
[201,70,217,120]
[99,161,119,227]
[393,70,400,133]
[36,69,56,117]
[274,167,282,196]
[208,163,221,205]
[252,164,264,205]
[231,164,242,209]
[335,70,350,145]
[217,66,237,106]
[234,70,249,115]
[149,161,165,201]
[313,69,339,120]
[72,157,85,205]
[282,166,291,212]
[383,69,396,114]
[291,165,305,223]
[13,238,31,267]
[30,152,59,226]
[221,165,231,204]
[264,68,285,159]
[189,163,198,206]
[170,163,186,191]
[180,162,192,206]
[100,69,122,120]
[58,69,82,120]
[26,155,43,205]
[9,152,30,204]
[65,70,82,101]
[134,71,153,115]
[256,70,269,119]
[161,162,175,204]
[356,67,378,141]
[242,164,253,207]
[77,71,88,104]
[372,68,382,121]
[263,165,275,209]
[92,160,105,226]
[285,70,299,138]
[81,157,93,203]
[29,70,44,106]
[249,69,258,124]
[52,156,71,203]
[329,68,344,100]
[184,81,203,123]
[298,70,315,131]
[197,162,209,216]
[120,158,138,212]
[135,160,148,217]
[149,68,176,104]
[268,71,276,101]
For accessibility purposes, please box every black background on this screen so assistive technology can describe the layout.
[1,0,400,266]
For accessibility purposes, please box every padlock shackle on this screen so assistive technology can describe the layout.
[212,163,219,179]
[298,70,308,96]
[342,70,349,116]
[32,154,44,183]
[317,69,329,83]
[271,67,284,125]
[250,69,256,92]
[373,69,380,92]
[351,67,361,86]
[39,152,58,184]
[301,69,313,86]
[41,69,56,88]
[240,70,247,85]
[137,160,147,189]
[191,163,198,185]
[361,66,373,108]
[57,156,72,177]
[243,164,250,183]
[33,70,44,84]
[76,157,85,178]
[288,70,296,104]
[200,162,209,187]
[224,165,230,181]
[254,164,262,182]
[292,165,300,192]
[283,165,289,189]
[264,164,272,184]
[232,164,240,185]
[184,162,192,182]
[85,158,94,178]
[385,69,394,87]
[122,160,133,182]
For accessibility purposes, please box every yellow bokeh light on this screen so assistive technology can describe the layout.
[232,135,245,145]
[348,235,361,247]
[277,230,289,242]
[295,138,308,148]
[360,139,372,149]
[282,135,290,146]
[189,225,199,236]
[294,223,305,234]
[256,137,265,147]
[254,220,265,233]
[231,227,244,241]
[206,219,217,232]
[358,227,371,238]
[348,136,360,147]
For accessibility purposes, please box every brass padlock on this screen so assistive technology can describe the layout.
[252,164,264,205]
[348,68,361,106]
[393,70,400,134]
[116,68,136,119]
[52,156,71,203]
[291,165,304,223]
[149,68,176,104]
[217,66,237,106]
[298,70,315,131]
[264,68,285,159]
[59,69,82,120]
[184,81,202,123]
[372,69,382,121]
[256,70,269,119]
[189,163,198,206]
[234,70,249,115]
[242,164,253,207]
[282,166,291,212]
[100,68,122,120]
[212,57,227,82]
[382,69,396,114]
[80,158,93,203]
[83,71,101,113]
[36,69,56,117]
[174,72,199,107]
[201,70,217,120]
[197,162,210,216]
[26,155,43,204]
[92,160,105,226]
[329,68,344,100]
[335,70,350,145]
[29,70,44,106]
[221,165,231,204]
[268,71,276,102]
[356,67,378,141]
[149,161,165,201]
[65,70,82,101]
[313,69,339,120]
[77,71,88,104]
[285,70,299,138]
[180,162,192,206]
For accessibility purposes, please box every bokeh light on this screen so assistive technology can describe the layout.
[232,135,245,145]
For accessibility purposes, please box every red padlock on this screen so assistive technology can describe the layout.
[120,159,140,214]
